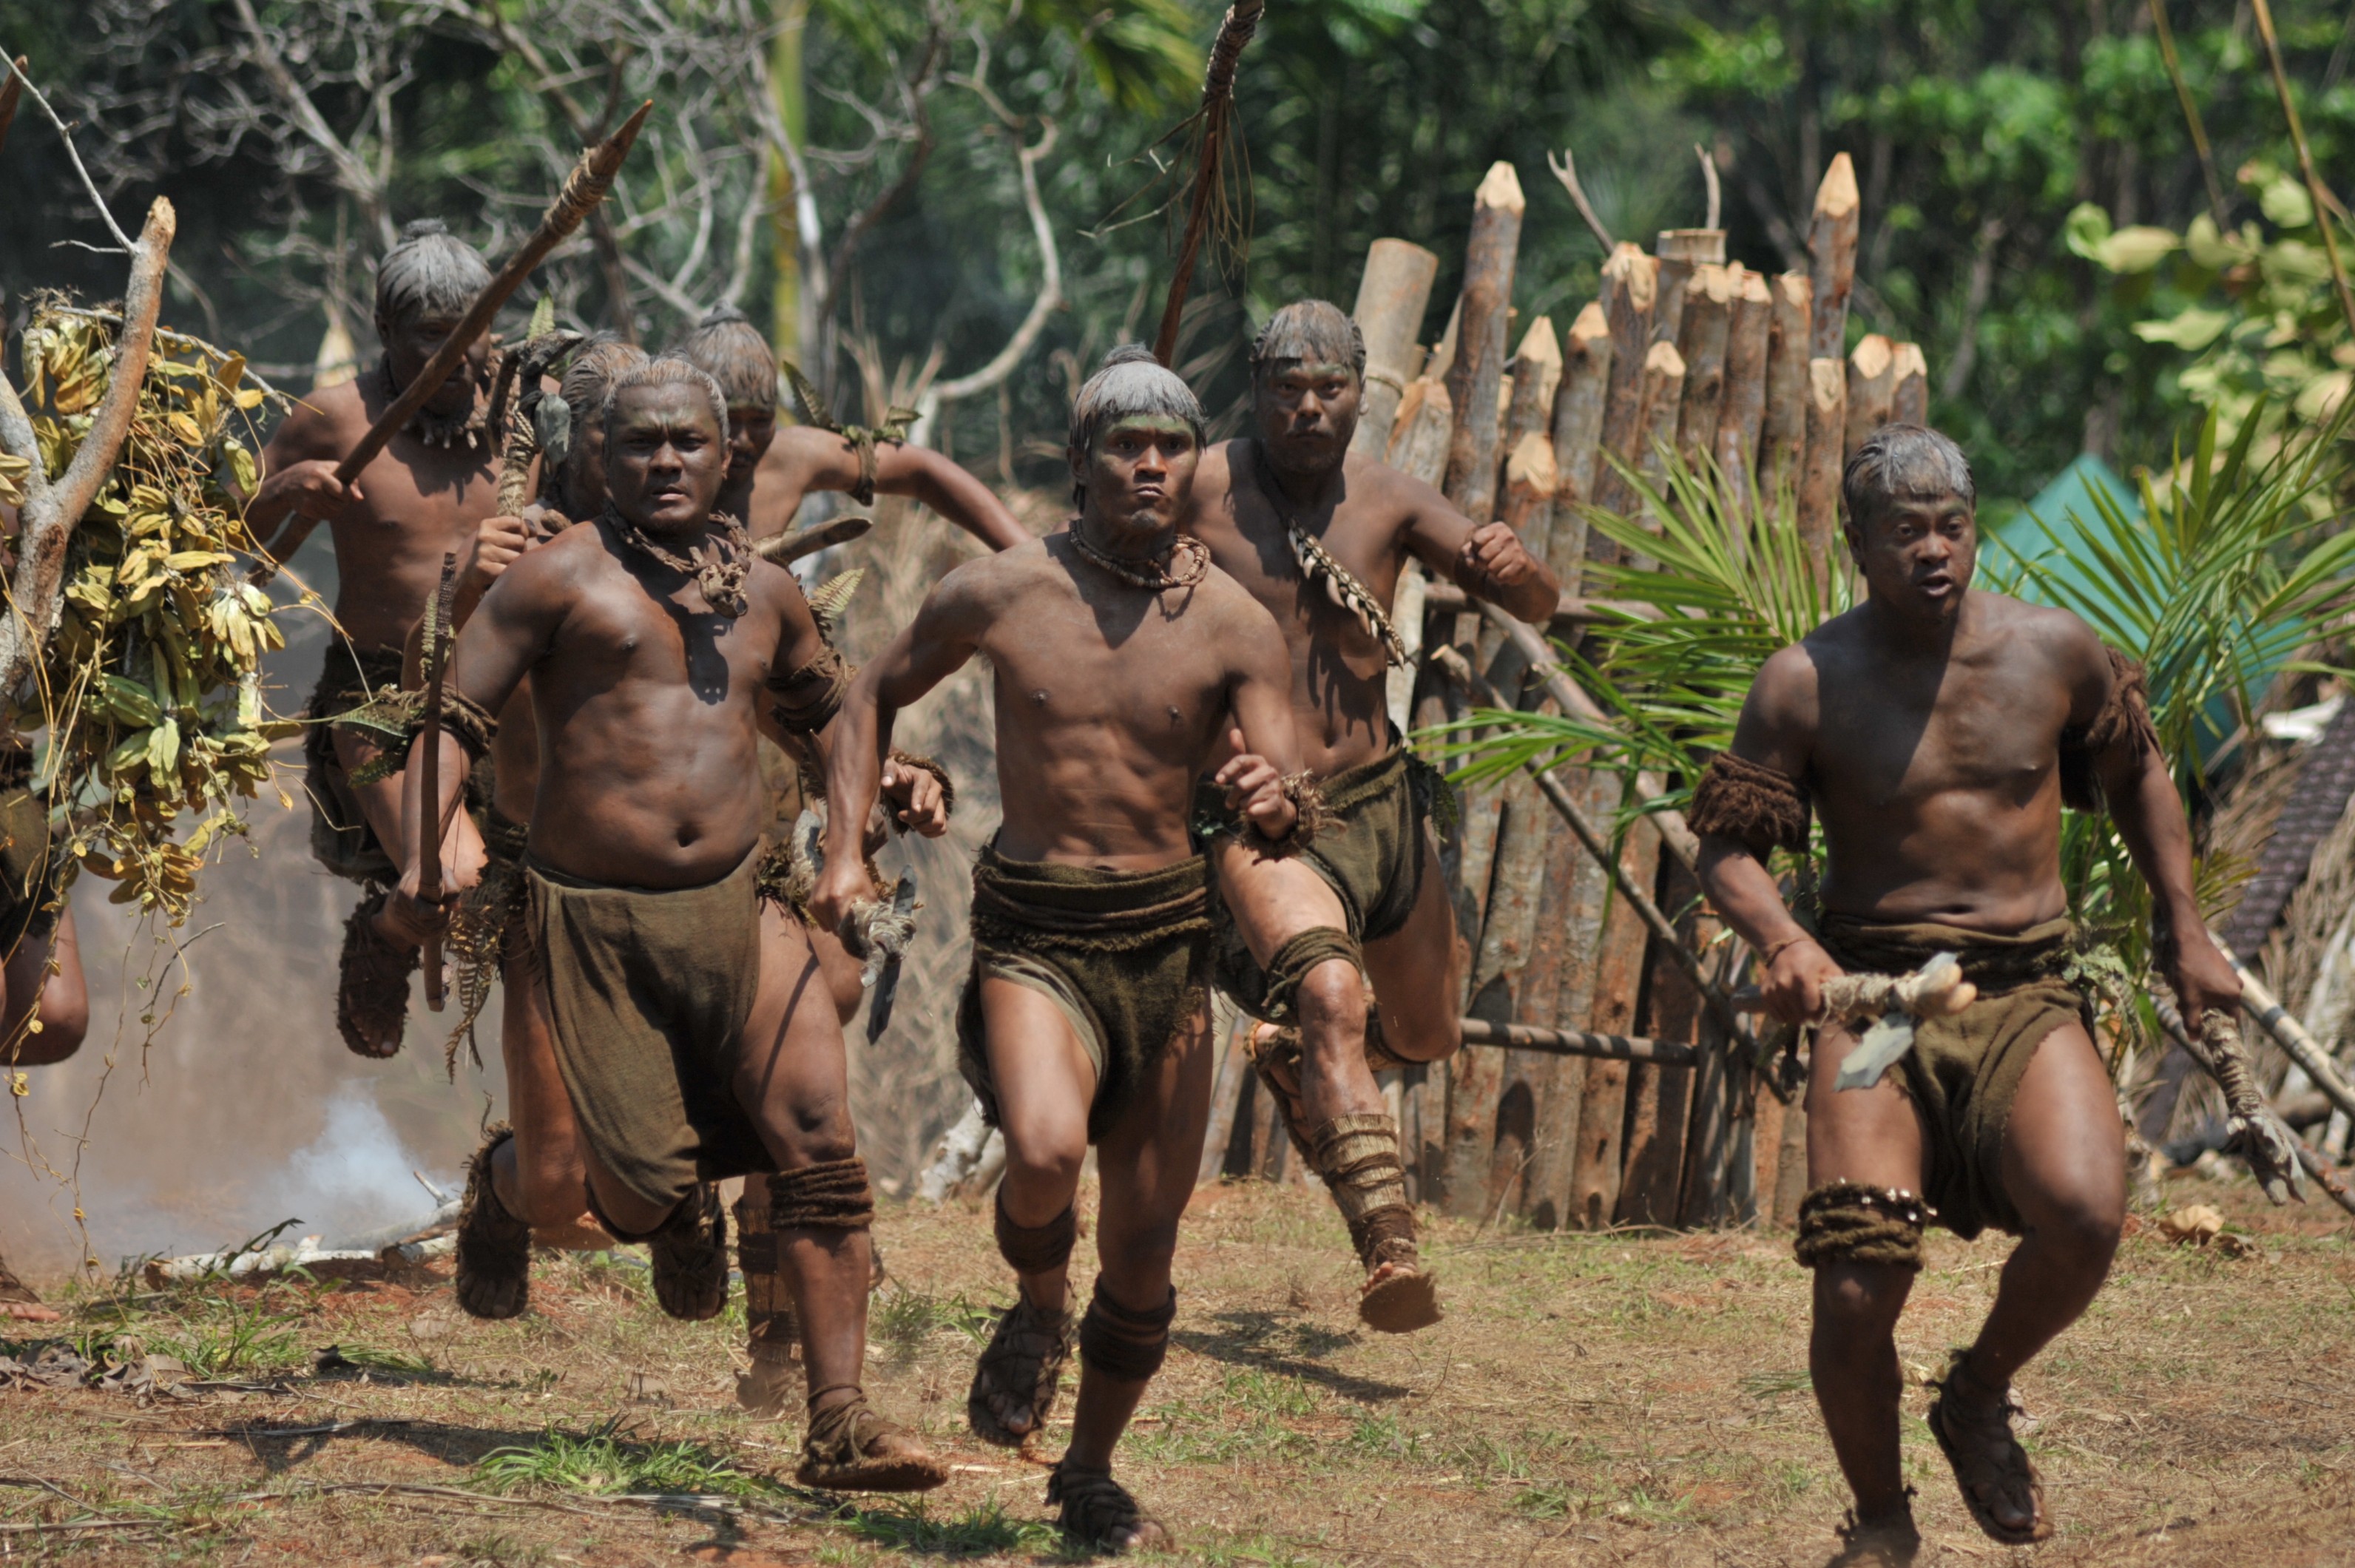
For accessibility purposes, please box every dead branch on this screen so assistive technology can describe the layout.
[1695,143,1720,230]
[224,0,395,247]
[914,119,1062,433]
[1546,148,1615,253]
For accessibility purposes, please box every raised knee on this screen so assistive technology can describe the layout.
[999,1121,1084,1201]
[2033,1192,2123,1267]
[783,1102,859,1168]
[1297,960,1368,1030]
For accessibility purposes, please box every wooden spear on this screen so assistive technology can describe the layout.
[416,552,459,1013]
[256,101,652,578]
[1151,0,1265,368]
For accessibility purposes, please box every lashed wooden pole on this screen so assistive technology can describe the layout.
[1152,0,1266,367]
[1442,162,1527,523]
[1348,238,1439,456]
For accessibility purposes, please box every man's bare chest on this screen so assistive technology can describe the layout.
[344,437,498,538]
[1200,502,1399,658]
[1815,659,2071,806]
[550,581,774,712]
[988,595,1228,739]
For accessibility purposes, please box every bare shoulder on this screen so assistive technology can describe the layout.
[1342,449,1432,515]
[1194,560,1288,651]
[1972,589,2106,665]
[264,379,365,460]
[496,518,607,606]
[926,534,1053,621]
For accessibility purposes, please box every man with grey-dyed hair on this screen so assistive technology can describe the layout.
[1689,422,2237,1556]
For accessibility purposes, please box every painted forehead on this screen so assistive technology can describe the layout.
[615,385,720,431]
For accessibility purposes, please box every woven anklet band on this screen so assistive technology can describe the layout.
[1077,1280,1177,1382]
[995,1192,1076,1274]
[770,1158,874,1232]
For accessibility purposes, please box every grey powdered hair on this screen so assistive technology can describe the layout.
[1841,424,1976,533]
[598,353,729,439]
[539,336,646,516]
[1068,344,1206,460]
[1249,298,1365,379]
[670,304,778,410]
[374,219,492,328]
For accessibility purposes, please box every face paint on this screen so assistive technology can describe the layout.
[1074,415,1200,540]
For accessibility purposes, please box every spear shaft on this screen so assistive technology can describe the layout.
[1151,1,1263,368]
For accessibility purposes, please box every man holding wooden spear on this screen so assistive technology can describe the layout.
[1692,425,2253,1556]
[1181,299,1560,1332]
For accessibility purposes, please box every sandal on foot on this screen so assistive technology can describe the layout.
[1925,1354,2053,1545]
[1047,1461,1171,1555]
[967,1292,1075,1447]
[796,1388,947,1493]
[1359,1258,1442,1335]
[453,1123,530,1319]
[646,1185,729,1322]
[1827,1501,1921,1567]
[337,891,416,1058]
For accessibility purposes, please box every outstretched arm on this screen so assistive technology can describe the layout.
[1695,646,1842,1024]
[766,427,1029,552]
[1396,468,1561,624]
[809,570,987,930]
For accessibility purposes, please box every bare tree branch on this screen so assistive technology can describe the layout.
[223,0,394,247]
[2,54,135,251]
[916,119,1063,434]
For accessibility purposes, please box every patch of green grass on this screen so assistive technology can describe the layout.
[1187,1531,1330,1567]
[1343,1408,1422,1459]
[1217,1368,1317,1419]
[871,1288,999,1360]
[1511,1481,1575,1520]
[315,1342,435,1377]
[1740,1367,1813,1399]
[143,1292,308,1378]
[475,1421,792,1501]
[840,1496,1064,1557]
[449,1531,551,1566]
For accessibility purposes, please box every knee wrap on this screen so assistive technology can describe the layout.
[1261,926,1362,1022]
[1794,1181,1929,1271]
[770,1158,875,1232]
[734,1186,798,1365]
[1077,1280,1177,1383]
[1309,1114,1416,1269]
[995,1191,1077,1276]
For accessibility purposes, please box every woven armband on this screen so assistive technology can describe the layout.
[439,690,498,762]
[1077,1280,1178,1382]
[768,643,853,735]
[1244,771,1328,858]
[1794,1180,1929,1271]
[768,1157,874,1233]
[1260,927,1362,1022]
[994,1192,1076,1274]
[2058,648,2160,812]
[888,748,956,820]
[1689,751,1810,859]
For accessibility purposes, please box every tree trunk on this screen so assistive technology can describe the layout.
[1844,333,1897,454]
[1891,340,1929,425]
[1675,263,1737,467]
[1442,162,1527,524]
[1587,243,1659,549]
[1548,302,1612,592]
[1798,357,1847,586]
[1808,152,1859,362]
[1760,272,1813,509]
[1350,238,1440,456]
[1714,267,1774,519]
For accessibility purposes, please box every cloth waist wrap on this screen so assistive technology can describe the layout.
[527,845,768,1213]
[956,839,1213,1143]
[1205,746,1439,1021]
[0,751,63,960]
[1817,914,2087,1240]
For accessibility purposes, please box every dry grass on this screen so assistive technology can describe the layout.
[1,1165,2350,1566]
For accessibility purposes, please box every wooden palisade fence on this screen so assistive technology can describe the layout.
[1206,153,1931,1232]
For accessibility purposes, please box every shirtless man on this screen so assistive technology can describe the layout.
[815,345,1308,1552]
[671,305,1028,550]
[1181,300,1558,1330]
[399,354,945,1490]
[1690,426,2238,1558]
[246,219,503,1057]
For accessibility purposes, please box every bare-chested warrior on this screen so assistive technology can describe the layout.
[1182,300,1558,1331]
[246,219,503,1056]
[816,345,1310,1552]
[1691,426,2239,1558]
[671,305,1028,551]
[399,354,946,1490]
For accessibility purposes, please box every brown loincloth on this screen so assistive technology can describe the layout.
[0,754,64,963]
[1816,915,2089,1240]
[956,842,1214,1144]
[1202,746,1447,1021]
[303,643,408,885]
[527,848,769,1214]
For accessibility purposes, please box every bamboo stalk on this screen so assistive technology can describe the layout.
[1843,333,1897,454]
[1798,356,1847,584]
[1714,267,1774,519]
[1349,238,1441,456]
[1548,302,1612,592]
[1891,342,1929,426]
[1675,263,1737,467]
[1443,162,1527,524]
[1587,243,1658,548]
[1760,272,1812,506]
[1807,152,1859,362]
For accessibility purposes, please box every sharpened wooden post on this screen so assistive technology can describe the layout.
[1587,243,1658,550]
[1629,340,1687,567]
[1385,379,1453,487]
[1760,273,1812,507]
[1499,431,1558,547]
[1572,814,1660,1228]
[1547,303,1612,592]
[1519,768,1615,1228]
[1714,268,1773,521]
[1652,229,1726,350]
[1443,163,1527,524]
[1350,239,1441,456]
[1621,856,1703,1224]
[1799,357,1846,585]
[1891,341,1929,425]
[1675,263,1736,467]
[1844,333,1896,454]
[1499,317,1561,555]
[1808,152,1859,363]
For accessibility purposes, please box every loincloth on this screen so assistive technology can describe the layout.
[0,754,64,961]
[303,643,407,885]
[527,847,768,1213]
[956,840,1214,1143]
[1817,914,2089,1240]
[1202,746,1446,1021]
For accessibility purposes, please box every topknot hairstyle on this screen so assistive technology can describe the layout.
[598,353,729,442]
[669,304,778,412]
[1249,299,1365,381]
[374,218,492,329]
[539,336,648,517]
[1841,424,1976,536]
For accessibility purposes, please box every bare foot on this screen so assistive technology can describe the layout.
[1,1302,60,1323]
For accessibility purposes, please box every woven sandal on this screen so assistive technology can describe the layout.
[1046,1460,1172,1554]
[1243,1025,1317,1162]
[966,1292,1075,1447]
[453,1123,530,1320]
[796,1388,947,1493]
[1925,1354,2053,1545]
[1358,1242,1442,1334]
[646,1185,729,1322]
[336,891,415,1058]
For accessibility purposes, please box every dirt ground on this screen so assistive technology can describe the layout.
[1,1166,2350,1567]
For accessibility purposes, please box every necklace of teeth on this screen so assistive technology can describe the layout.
[1253,440,1408,667]
[374,356,495,452]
